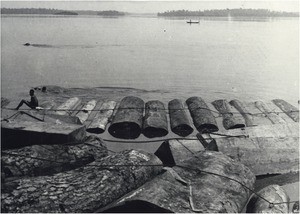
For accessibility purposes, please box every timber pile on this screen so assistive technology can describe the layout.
[1,149,162,213]
[156,123,299,176]
[101,151,256,213]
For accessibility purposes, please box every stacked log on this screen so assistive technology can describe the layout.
[108,96,144,139]
[214,123,299,176]
[255,101,286,124]
[168,99,193,137]
[143,100,168,138]
[1,135,107,178]
[229,99,255,126]
[101,151,255,213]
[186,97,218,133]
[273,99,299,122]
[212,99,245,130]
[1,149,162,213]
[247,185,289,213]
[55,97,81,116]
[86,101,116,134]
[76,100,97,124]
[1,120,86,149]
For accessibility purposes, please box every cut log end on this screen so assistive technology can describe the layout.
[143,127,168,138]
[197,124,219,133]
[171,124,194,137]
[108,122,141,139]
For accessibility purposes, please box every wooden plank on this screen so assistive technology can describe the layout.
[212,99,245,130]
[255,101,286,124]
[108,96,144,139]
[1,149,162,213]
[247,185,289,213]
[186,97,218,133]
[143,100,168,138]
[229,99,255,127]
[75,100,97,124]
[216,136,299,175]
[273,99,299,122]
[1,119,86,149]
[101,151,255,213]
[86,101,116,134]
[168,99,193,137]
[55,97,81,116]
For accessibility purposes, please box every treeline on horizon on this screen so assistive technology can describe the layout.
[0,8,126,16]
[158,8,299,17]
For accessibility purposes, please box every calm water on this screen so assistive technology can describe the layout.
[1,15,299,104]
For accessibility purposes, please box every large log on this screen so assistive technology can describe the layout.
[154,139,205,166]
[273,99,299,122]
[247,185,289,213]
[86,101,116,134]
[1,120,86,149]
[39,100,56,110]
[214,122,299,139]
[75,100,97,124]
[168,99,193,137]
[255,101,286,124]
[55,97,81,116]
[101,151,255,213]
[108,96,144,139]
[212,99,245,130]
[186,97,218,133]
[1,149,162,213]
[1,135,108,178]
[216,136,299,176]
[229,99,255,126]
[142,100,168,138]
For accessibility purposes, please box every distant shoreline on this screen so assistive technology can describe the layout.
[1,7,299,17]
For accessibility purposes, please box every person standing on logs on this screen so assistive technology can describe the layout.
[15,89,39,110]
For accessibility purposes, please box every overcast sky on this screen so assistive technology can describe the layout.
[1,1,299,13]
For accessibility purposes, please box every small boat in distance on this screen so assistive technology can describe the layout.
[187,19,199,24]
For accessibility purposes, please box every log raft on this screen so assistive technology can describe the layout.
[168,99,194,137]
[143,100,168,138]
[273,99,299,122]
[108,96,144,139]
[186,96,219,133]
[55,97,81,116]
[212,99,245,130]
[101,151,255,213]
[86,101,116,134]
[229,99,255,126]
[255,101,286,124]
[75,100,97,124]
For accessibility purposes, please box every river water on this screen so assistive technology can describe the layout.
[1,15,299,104]
[1,14,299,205]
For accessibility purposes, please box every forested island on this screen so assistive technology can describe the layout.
[0,8,125,16]
[158,8,299,17]
[97,10,125,16]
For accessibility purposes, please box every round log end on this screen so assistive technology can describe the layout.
[86,128,105,134]
[108,122,141,139]
[197,124,219,133]
[171,124,194,137]
[143,127,168,138]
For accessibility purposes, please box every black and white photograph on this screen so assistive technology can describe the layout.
[1,0,299,212]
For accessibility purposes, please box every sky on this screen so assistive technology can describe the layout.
[1,1,299,13]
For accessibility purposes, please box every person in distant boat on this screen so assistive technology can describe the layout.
[15,89,39,110]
